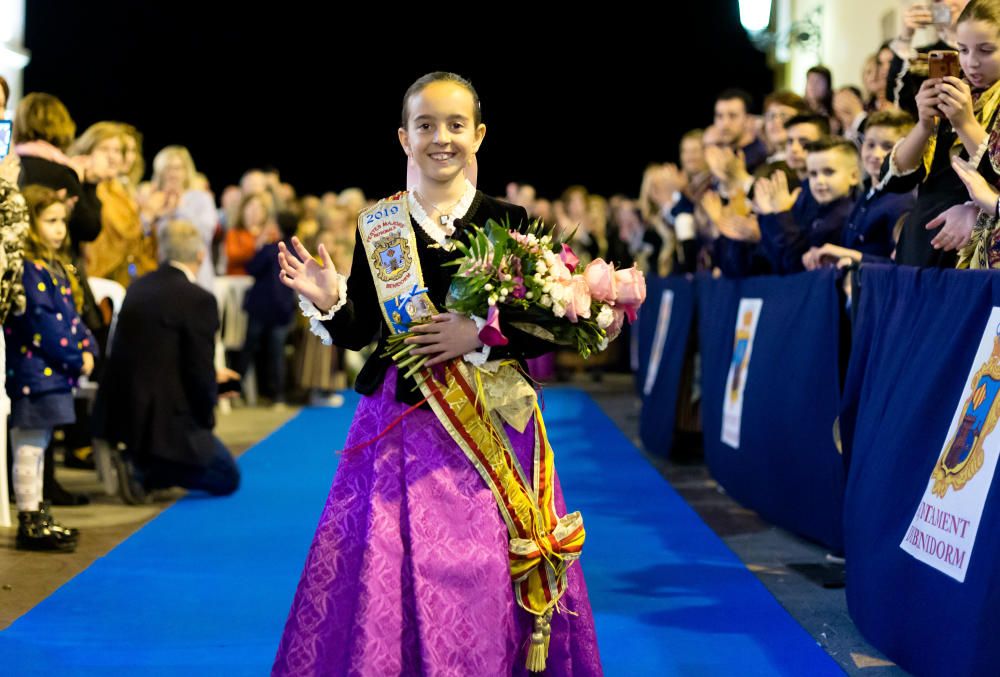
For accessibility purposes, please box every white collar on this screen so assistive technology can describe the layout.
[169,261,197,284]
[407,180,477,246]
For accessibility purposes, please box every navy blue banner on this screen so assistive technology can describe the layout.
[697,270,845,550]
[637,275,695,457]
[842,264,1000,676]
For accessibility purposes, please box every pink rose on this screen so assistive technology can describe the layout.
[563,276,592,323]
[583,259,616,302]
[478,304,509,347]
[614,266,646,305]
[560,243,580,273]
[614,266,646,324]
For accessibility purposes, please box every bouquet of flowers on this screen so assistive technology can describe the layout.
[385,218,646,380]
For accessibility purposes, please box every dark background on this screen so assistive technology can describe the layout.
[24,1,773,200]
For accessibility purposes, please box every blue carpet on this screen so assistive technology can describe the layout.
[0,389,842,676]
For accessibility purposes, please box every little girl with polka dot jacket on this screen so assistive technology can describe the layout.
[6,185,97,551]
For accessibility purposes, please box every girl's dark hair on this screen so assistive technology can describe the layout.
[959,0,1000,25]
[401,72,482,128]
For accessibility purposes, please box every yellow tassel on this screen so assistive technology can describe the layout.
[526,614,549,672]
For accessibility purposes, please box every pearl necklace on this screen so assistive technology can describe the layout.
[408,180,476,245]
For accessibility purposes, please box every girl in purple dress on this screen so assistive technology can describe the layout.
[271,72,602,676]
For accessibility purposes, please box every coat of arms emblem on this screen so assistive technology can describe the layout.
[933,327,1000,497]
[372,237,411,282]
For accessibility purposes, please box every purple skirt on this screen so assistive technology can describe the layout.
[272,367,602,676]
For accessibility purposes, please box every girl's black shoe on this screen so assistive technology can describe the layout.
[15,509,78,552]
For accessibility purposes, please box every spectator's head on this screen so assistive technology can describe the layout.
[152,146,197,193]
[318,205,351,236]
[784,114,830,176]
[277,181,296,206]
[12,93,75,151]
[714,88,753,146]
[862,110,915,180]
[337,187,367,219]
[862,54,880,101]
[161,220,205,266]
[532,198,553,224]
[763,91,809,154]
[877,43,894,89]
[240,169,268,197]
[68,122,124,183]
[117,123,144,185]
[0,75,8,115]
[560,185,589,222]
[805,137,860,204]
[235,193,271,234]
[300,195,321,220]
[833,86,866,132]
[506,181,519,203]
[679,129,707,177]
[514,183,536,212]
[805,66,833,114]
[587,194,609,240]
[957,0,1000,90]
[22,184,70,259]
[221,185,242,213]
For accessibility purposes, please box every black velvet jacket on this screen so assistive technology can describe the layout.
[321,191,554,405]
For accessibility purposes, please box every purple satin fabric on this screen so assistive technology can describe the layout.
[272,367,602,676]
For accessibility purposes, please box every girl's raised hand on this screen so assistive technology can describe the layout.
[915,78,942,130]
[278,236,341,312]
[937,76,975,129]
[952,156,1000,213]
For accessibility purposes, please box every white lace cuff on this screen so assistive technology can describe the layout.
[298,274,348,346]
[463,314,493,366]
[879,138,920,191]
[969,133,992,169]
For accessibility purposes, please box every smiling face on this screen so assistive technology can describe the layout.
[398,80,485,185]
[807,148,860,204]
[957,19,1000,90]
[861,125,905,180]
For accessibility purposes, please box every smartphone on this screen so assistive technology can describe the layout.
[931,3,951,25]
[928,50,960,80]
[0,121,11,161]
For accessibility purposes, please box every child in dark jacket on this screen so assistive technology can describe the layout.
[239,211,298,406]
[802,111,917,270]
[6,185,97,551]
[756,137,861,274]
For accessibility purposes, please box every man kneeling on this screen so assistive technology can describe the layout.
[95,220,240,503]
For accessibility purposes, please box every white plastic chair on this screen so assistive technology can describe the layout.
[84,277,127,495]
[88,277,127,354]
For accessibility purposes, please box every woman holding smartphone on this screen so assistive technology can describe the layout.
[880,0,1000,268]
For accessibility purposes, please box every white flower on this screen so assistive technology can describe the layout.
[526,291,534,299]
[541,294,552,307]
[484,283,494,291]
[500,288,509,297]
[552,302,566,318]
[534,273,544,283]
[597,337,609,352]
[489,295,498,305]
[537,261,547,274]
[596,305,614,329]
